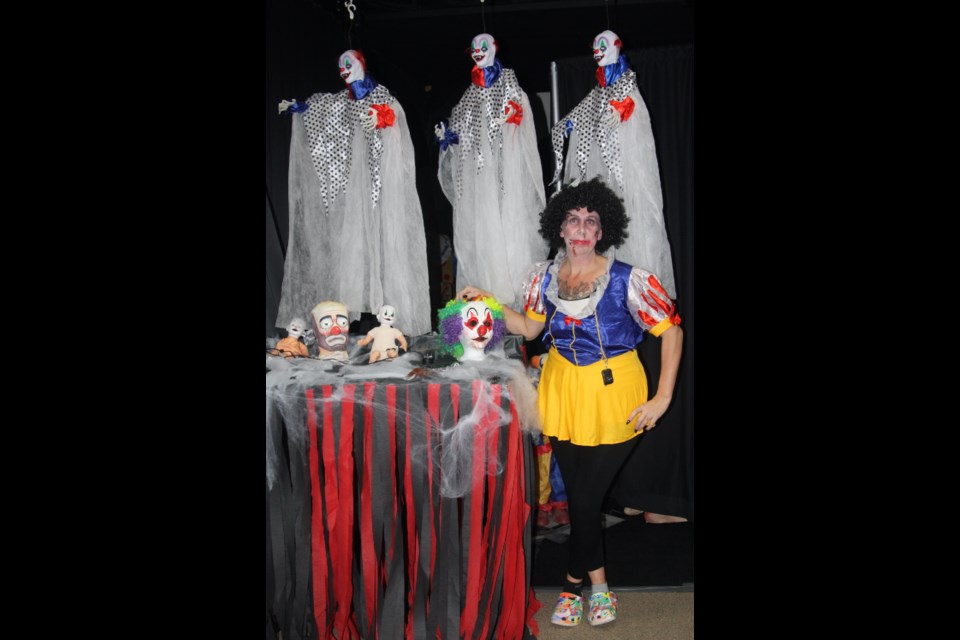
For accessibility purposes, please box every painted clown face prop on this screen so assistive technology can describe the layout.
[377,304,397,326]
[339,50,366,84]
[438,296,506,361]
[458,300,495,361]
[471,33,497,68]
[311,300,350,360]
[592,30,622,67]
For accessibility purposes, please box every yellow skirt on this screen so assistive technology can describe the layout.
[538,347,648,446]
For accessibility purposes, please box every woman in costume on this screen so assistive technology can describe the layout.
[277,49,431,337]
[436,33,547,306]
[550,30,677,299]
[458,178,683,628]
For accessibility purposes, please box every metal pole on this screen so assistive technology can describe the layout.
[550,60,561,194]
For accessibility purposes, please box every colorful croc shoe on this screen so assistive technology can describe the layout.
[550,592,584,627]
[588,591,618,626]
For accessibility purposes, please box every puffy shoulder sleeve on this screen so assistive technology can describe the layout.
[518,261,551,322]
[627,268,681,337]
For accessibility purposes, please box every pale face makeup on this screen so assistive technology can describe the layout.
[458,300,494,361]
[560,207,602,257]
[339,50,366,83]
[471,33,496,68]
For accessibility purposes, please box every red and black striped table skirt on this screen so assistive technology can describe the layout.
[267,379,541,639]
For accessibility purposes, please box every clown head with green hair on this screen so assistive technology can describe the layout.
[438,295,507,361]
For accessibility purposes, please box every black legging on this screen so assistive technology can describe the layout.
[550,436,639,581]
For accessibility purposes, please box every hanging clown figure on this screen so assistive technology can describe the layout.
[550,30,677,298]
[276,49,431,337]
[435,34,547,306]
[437,295,507,362]
[311,300,351,362]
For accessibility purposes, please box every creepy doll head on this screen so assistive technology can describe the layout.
[376,304,397,327]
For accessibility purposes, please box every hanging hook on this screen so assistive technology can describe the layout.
[344,0,357,49]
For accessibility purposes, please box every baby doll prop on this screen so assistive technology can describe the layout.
[275,49,431,337]
[438,295,506,362]
[435,33,546,305]
[550,30,677,298]
[271,317,311,359]
[310,300,350,362]
[357,304,408,363]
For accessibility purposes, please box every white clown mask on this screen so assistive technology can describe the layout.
[339,50,366,84]
[471,33,497,68]
[376,304,397,327]
[286,317,309,340]
[311,301,350,354]
[592,30,622,67]
[459,300,494,361]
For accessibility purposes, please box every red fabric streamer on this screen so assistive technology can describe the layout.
[306,388,329,635]
[403,386,418,638]
[426,384,441,607]
[359,383,378,633]
[333,385,358,639]
[460,381,487,637]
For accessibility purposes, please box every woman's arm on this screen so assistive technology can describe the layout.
[456,286,545,340]
[627,324,683,432]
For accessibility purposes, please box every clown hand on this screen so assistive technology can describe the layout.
[600,105,620,129]
[360,108,378,132]
[278,99,297,114]
[434,121,447,142]
[497,102,516,126]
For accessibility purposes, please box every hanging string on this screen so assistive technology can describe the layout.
[481,0,486,32]
[345,0,357,49]
[605,0,610,29]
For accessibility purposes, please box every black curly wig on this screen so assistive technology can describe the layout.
[538,178,629,254]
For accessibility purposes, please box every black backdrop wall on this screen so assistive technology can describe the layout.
[266,0,694,514]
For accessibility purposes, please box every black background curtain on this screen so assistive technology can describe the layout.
[265,0,693,514]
